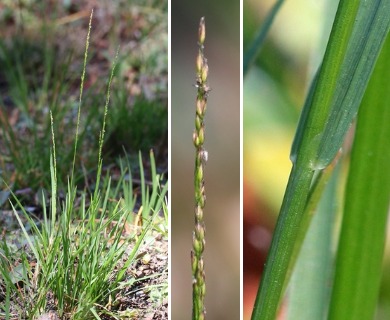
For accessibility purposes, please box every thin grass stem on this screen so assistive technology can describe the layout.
[94,47,119,197]
[71,10,93,184]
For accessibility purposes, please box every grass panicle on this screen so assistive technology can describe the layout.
[191,17,210,320]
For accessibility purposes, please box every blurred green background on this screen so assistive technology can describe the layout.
[171,0,240,319]
[244,0,390,319]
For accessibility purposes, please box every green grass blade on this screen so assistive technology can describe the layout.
[281,161,336,293]
[50,111,57,234]
[290,0,359,167]
[243,0,285,77]
[9,203,41,266]
[252,1,359,318]
[114,209,158,284]
[251,166,314,320]
[252,1,390,319]
[139,151,146,207]
[315,1,390,168]
[328,32,390,320]
[292,0,390,168]
[286,167,338,320]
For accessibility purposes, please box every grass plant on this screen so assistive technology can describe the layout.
[245,0,390,319]
[0,8,168,320]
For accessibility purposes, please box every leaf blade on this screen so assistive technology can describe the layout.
[328,30,390,320]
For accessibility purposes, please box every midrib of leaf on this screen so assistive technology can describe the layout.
[251,0,390,319]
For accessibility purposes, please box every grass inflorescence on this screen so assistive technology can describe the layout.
[191,17,210,320]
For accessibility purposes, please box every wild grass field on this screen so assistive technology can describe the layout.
[0,1,168,319]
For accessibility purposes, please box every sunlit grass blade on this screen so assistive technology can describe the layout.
[328,32,390,320]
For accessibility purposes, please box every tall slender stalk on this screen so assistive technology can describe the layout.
[192,17,210,320]
[71,10,93,185]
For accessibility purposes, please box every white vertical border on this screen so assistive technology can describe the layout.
[167,0,172,319]
[240,0,244,318]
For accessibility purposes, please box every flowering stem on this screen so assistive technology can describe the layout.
[192,17,210,320]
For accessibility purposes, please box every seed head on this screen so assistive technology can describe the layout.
[198,17,206,46]
[196,53,203,74]
[201,62,208,83]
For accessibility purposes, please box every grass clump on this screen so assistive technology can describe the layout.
[1,150,167,319]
